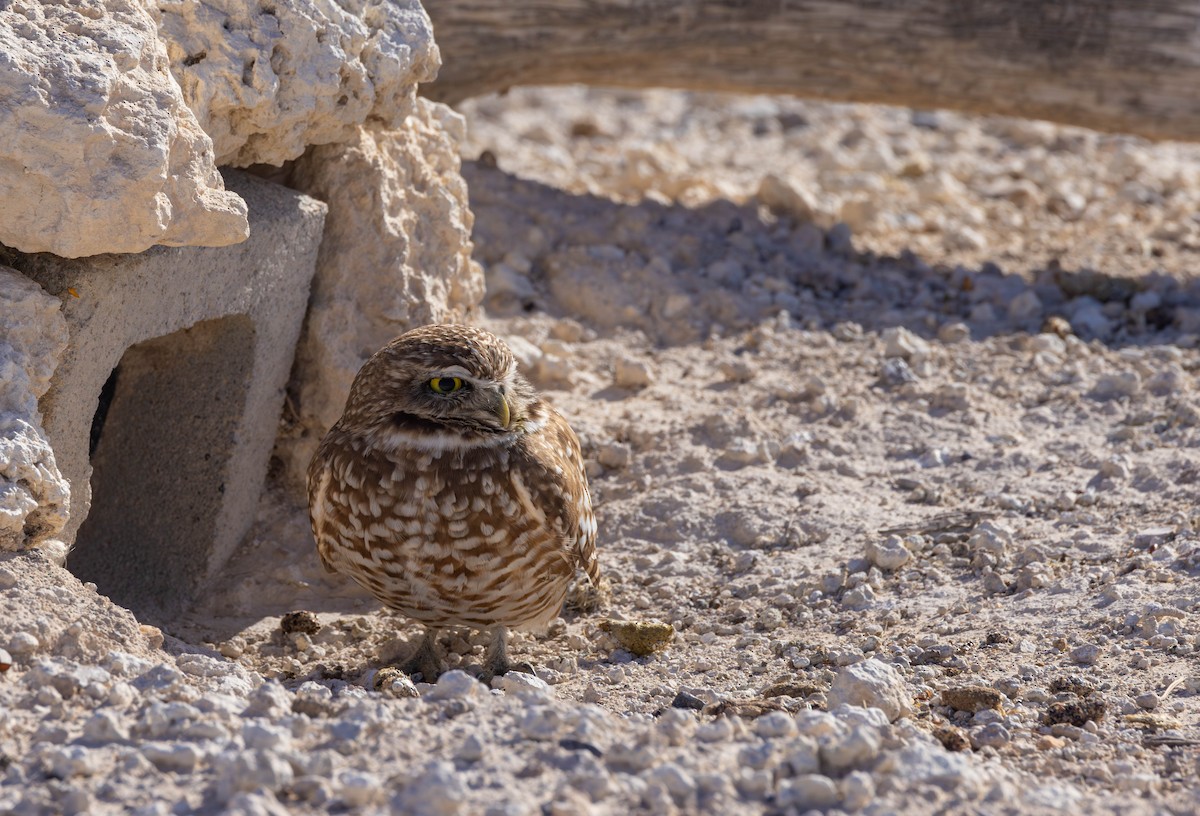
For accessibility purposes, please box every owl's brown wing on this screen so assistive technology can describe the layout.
[518,404,600,587]
[307,435,347,575]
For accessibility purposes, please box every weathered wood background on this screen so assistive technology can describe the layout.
[424,1,1200,141]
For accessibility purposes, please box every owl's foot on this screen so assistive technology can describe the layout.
[397,630,447,683]
[479,626,536,682]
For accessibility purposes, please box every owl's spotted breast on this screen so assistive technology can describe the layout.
[309,399,594,630]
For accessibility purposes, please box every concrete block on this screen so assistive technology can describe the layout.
[5,171,326,618]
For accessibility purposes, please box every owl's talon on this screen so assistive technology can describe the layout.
[397,630,446,683]
[478,626,538,682]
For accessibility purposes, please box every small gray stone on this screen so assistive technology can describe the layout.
[1134,691,1159,711]
[970,722,1011,749]
[671,691,706,711]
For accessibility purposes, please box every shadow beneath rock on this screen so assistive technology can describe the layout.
[465,161,1200,352]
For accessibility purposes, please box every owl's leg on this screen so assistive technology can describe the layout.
[399,628,446,682]
[480,626,536,681]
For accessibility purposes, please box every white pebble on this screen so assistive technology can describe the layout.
[141,742,203,774]
[754,711,797,739]
[455,734,486,763]
[1070,643,1102,665]
[394,761,468,816]
[779,737,821,775]
[695,716,736,743]
[614,356,653,389]
[494,671,552,696]
[865,537,910,571]
[243,722,291,752]
[827,659,912,722]
[1134,691,1159,711]
[107,681,136,708]
[597,442,633,469]
[842,771,875,812]
[841,584,876,610]
[881,327,931,361]
[1007,289,1043,322]
[8,631,39,655]
[82,710,128,744]
[647,762,696,801]
[45,746,100,779]
[214,750,295,801]
[519,706,562,740]
[822,724,882,773]
[777,774,840,810]
[422,670,483,702]
[242,682,294,718]
[338,771,383,808]
[1092,372,1141,400]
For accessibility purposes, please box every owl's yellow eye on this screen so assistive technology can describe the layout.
[429,377,464,394]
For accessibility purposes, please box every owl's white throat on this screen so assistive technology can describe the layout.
[374,415,546,455]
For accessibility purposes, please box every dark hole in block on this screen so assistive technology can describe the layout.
[89,365,120,458]
[70,315,256,620]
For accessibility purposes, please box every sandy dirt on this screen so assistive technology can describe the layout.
[3,87,1199,815]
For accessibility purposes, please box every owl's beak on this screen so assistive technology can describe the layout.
[494,392,511,429]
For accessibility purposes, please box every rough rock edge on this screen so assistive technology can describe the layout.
[0,0,248,258]
[0,268,69,553]
[155,0,441,168]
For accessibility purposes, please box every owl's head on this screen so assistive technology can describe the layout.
[339,324,539,444]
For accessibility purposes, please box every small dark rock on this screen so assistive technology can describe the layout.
[1049,675,1098,698]
[703,699,788,719]
[932,725,970,752]
[671,691,706,711]
[281,610,322,636]
[558,739,603,757]
[1044,697,1107,727]
[761,681,825,699]
[941,685,1005,713]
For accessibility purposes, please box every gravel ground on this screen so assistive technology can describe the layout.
[2,87,1200,815]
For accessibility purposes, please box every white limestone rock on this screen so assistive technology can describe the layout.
[827,659,913,722]
[0,268,69,551]
[280,100,484,487]
[157,0,440,167]
[0,0,248,258]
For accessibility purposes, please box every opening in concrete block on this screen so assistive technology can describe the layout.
[70,315,256,619]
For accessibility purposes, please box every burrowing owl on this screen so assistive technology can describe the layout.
[307,324,599,680]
